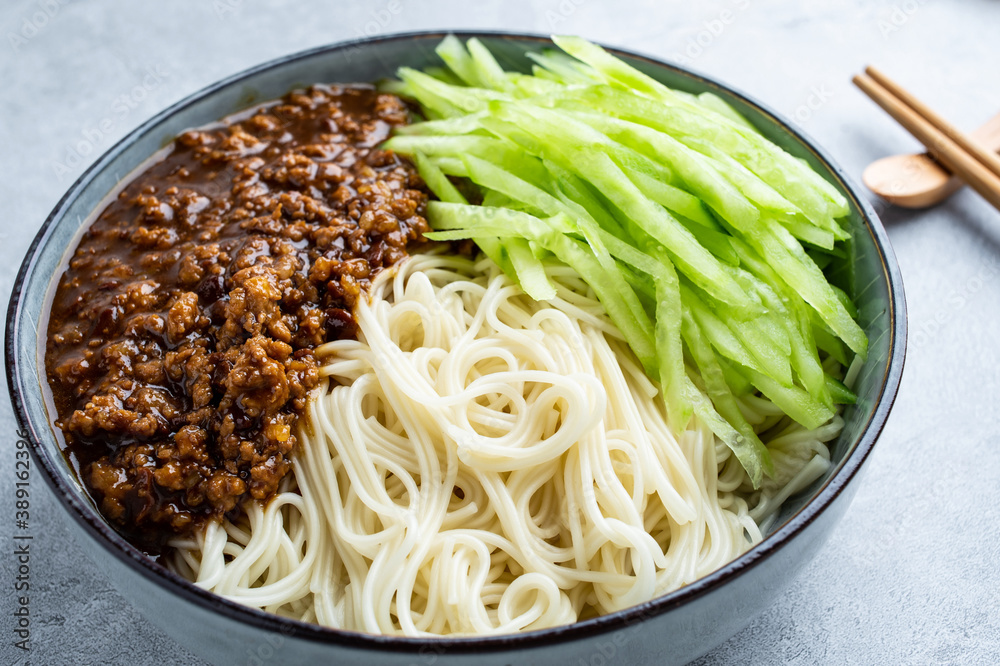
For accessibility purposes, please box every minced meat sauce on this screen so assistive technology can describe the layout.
[44,85,429,551]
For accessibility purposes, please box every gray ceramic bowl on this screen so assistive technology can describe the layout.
[6,31,905,666]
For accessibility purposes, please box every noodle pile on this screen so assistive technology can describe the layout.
[167,252,843,636]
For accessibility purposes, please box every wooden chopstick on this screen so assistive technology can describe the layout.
[865,66,1000,180]
[853,71,1000,212]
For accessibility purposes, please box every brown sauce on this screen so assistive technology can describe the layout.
[44,85,429,552]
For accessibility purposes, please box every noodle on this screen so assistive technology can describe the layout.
[167,252,843,636]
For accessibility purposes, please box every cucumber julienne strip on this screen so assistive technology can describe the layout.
[486,102,756,311]
[545,38,849,215]
[411,151,510,277]
[466,38,514,92]
[459,154,653,336]
[434,35,481,87]
[426,202,659,374]
[681,309,772,485]
[414,152,560,303]
[386,36,865,487]
[557,85,849,223]
[504,240,557,301]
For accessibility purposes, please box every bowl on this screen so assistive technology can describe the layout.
[6,31,906,666]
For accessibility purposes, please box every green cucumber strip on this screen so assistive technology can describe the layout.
[736,363,835,430]
[653,265,691,433]
[786,297,829,404]
[434,34,482,87]
[681,284,761,373]
[488,102,755,310]
[426,204,575,237]
[776,214,837,250]
[685,276,794,387]
[427,156,468,177]
[684,138,849,244]
[575,216,658,347]
[561,85,847,219]
[482,103,680,188]
[812,320,850,366]
[829,283,859,319]
[458,154,653,334]
[807,248,834,271]
[624,168,721,230]
[412,152,512,274]
[526,51,598,85]
[391,134,553,188]
[737,316,794,385]
[467,38,513,92]
[585,225,699,432]
[508,73,561,97]
[425,202,659,373]
[552,37,847,213]
[681,310,771,486]
[726,236,829,401]
[395,68,468,118]
[726,269,792,354]
[460,154,565,218]
[413,152,467,204]
[476,115,552,161]
[673,216,740,266]
[544,48,605,79]
[398,67,507,116]
[377,78,415,98]
[530,64,561,82]
[683,136,805,217]
[422,66,465,87]
[384,134,506,158]
[544,161,633,240]
[393,111,487,136]
[559,108,762,232]
[504,238,558,300]
[551,35,689,105]
[588,227,664,278]
[825,374,857,405]
[535,48,603,81]
[750,218,867,357]
[543,232,659,375]
[573,151,752,308]
[719,357,753,396]
[696,92,757,132]
[463,153,606,245]
[618,259,654,295]
[683,370,771,482]
[481,189,516,209]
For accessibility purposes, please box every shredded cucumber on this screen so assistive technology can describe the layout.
[385,36,864,487]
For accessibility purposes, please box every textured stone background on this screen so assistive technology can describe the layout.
[2,1,999,664]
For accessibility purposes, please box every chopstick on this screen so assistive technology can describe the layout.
[853,68,1000,212]
[865,66,1000,180]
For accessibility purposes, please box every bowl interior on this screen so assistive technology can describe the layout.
[7,30,904,646]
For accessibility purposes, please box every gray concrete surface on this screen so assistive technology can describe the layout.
[2,1,999,664]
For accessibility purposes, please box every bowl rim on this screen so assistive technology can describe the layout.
[5,29,907,655]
